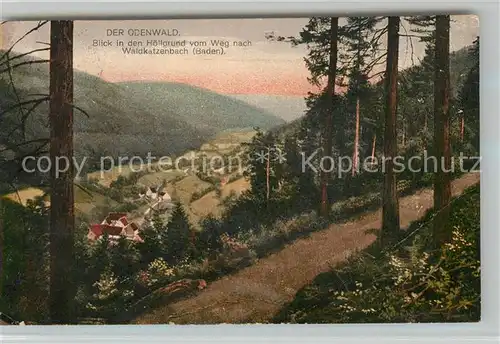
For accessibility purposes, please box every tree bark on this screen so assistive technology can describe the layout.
[0,198,3,299]
[371,133,377,163]
[423,112,428,149]
[381,16,401,244]
[49,20,75,324]
[266,146,270,201]
[460,116,465,142]
[320,17,339,217]
[433,15,452,245]
[402,120,406,147]
[353,97,360,176]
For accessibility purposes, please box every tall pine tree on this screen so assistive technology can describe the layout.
[49,20,75,324]
[381,17,401,244]
[432,15,452,245]
[458,37,479,153]
[165,202,193,264]
[340,17,383,175]
[319,17,339,217]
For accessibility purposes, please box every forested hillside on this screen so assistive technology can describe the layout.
[119,82,285,133]
[0,17,480,325]
[0,53,283,175]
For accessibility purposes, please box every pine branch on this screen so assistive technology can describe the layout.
[0,59,49,74]
[72,104,91,118]
[400,22,417,66]
[0,97,49,117]
[0,48,50,68]
[0,21,48,62]
[0,138,48,154]
[399,34,427,39]
[3,51,26,137]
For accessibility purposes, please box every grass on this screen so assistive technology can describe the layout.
[272,182,480,324]
[137,170,186,187]
[3,171,248,229]
[90,173,476,324]
[86,165,139,187]
[200,131,257,153]
[238,177,434,261]
[2,184,118,218]
[1,51,283,176]
[189,177,250,224]
[3,187,47,206]
[74,185,119,215]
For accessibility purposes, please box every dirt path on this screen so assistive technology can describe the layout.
[134,173,480,325]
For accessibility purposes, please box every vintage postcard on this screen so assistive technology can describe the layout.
[0,16,480,325]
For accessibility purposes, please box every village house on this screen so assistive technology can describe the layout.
[139,185,173,203]
[87,212,143,243]
[145,186,159,200]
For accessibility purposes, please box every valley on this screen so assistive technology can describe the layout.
[3,128,255,232]
[0,16,481,327]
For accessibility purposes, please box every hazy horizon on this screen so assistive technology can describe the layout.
[1,16,479,96]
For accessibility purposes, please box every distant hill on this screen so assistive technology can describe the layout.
[0,52,284,173]
[118,82,286,134]
[228,94,307,122]
[0,56,200,165]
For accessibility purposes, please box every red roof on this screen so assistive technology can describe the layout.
[89,224,123,238]
[103,212,128,224]
[102,224,123,236]
[133,233,144,243]
[90,224,103,237]
[89,212,142,241]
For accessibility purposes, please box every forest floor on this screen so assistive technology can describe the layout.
[133,172,480,325]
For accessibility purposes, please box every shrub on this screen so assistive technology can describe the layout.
[139,258,176,288]
[275,184,480,324]
[114,201,139,213]
[86,268,135,319]
[190,185,216,202]
[238,212,327,257]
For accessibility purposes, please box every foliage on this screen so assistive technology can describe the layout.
[1,196,49,322]
[164,202,194,265]
[274,184,480,323]
[458,37,479,154]
[0,53,284,181]
[138,258,176,288]
[1,18,481,325]
[190,185,217,202]
[195,215,225,255]
[85,267,135,319]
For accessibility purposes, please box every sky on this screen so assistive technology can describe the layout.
[1,16,479,96]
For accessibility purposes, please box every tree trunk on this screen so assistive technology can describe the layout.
[320,17,339,217]
[49,20,75,324]
[433,15,452,245]
[423,113,428,149]
[0,198,3,299]
[460,116,465,142]
[266,146,270,201]
[402,120,406,147]
[352,97,360,176]
[371,133,377,163]
[381,16,401,244]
